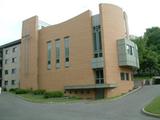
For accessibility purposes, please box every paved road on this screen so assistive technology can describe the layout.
[0,85,160,120]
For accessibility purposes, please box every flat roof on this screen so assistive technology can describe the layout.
[64,83,117,90]
[0,39,21,49]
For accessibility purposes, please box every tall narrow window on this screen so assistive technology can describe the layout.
[95,69,104,84]
[47,41,52,70]
[120,72,125,80]
[126,44,133,55]
[5,50,8,54]
[55,39,60,69]
[64,36,70,67]
[93,25,102,58]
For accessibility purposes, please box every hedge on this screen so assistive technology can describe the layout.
[44,91,64,98]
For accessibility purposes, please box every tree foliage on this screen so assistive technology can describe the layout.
[133,27,160,77]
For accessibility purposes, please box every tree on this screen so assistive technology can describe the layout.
[133,27,160,77]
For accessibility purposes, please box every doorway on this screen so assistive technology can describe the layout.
[95,88,104,99]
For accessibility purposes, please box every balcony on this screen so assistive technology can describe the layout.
[117,38,139,69]
[92,57,104,69]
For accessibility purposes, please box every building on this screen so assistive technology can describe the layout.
[0,48,2,87]
[20,3,139,99]
[1,40,21,90]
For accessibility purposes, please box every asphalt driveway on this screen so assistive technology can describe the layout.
[0,85,160,120]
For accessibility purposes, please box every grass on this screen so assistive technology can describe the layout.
[144,96,160,115]
[13,93,82,103]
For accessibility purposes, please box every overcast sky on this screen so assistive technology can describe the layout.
[1,0,160,45]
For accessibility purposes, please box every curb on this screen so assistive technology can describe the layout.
[108,86,142,101]
[86,86,143,104]
[142,108,160,118]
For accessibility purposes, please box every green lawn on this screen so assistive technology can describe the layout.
[144,96,160,116]
[15,93,82,103]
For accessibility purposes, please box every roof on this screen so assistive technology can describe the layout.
[0,39,21,49]
[64,83,117,90]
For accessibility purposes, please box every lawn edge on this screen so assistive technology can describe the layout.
[7,92,83,104]
[142,108,160,118]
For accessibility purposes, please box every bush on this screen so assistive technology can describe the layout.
[15,88,29,94]
[9,88,18,92]
[33,89,46,95]
[2,88,7,91]
[44,91,64,98]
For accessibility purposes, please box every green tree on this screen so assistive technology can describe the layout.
[133,27,160,77]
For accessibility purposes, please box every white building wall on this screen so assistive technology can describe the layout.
[2,44,20,90]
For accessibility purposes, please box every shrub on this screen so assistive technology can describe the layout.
[26,88,33,93]
[44,91,63,98]
[33,89,46,95]
[15,88,29,94]
[9,88,18,92]
[2,88,7,91]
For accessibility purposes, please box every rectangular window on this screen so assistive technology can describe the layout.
[120,72,130,81]
[95,69,104,84]
[12,57,16,63]
[47,41,52,70]
[11,68,16,74]
[5,70,8,75]
[126,73,129,80]
[64,36,70,67]
[5,50,8,54]
[5,59,8,64]
[93,25,102,58]
[12,47,17,53]
[11,80,15,85]
[126,44,133,55]
[4,81,8,85]
[55,39,61,69]
[120,72,125,80]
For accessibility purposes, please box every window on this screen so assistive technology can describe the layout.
[81,90,84,94]
[64,37,70,67]
[120,72,125,80]
[69,90,72,94]
[12,58,16,63]
[5,70,8,75]
[5,50,9,54]
[55,39,61,69]
[126,44,133,55]
[126,73,129,80]
[5,59,8,64]
[4,81,8,85]
[120,72,130,81]
[11,80,15,85]
[12,47,17,53]
[47,41,52,70]
[95,69,104,84]
[11,68,16,74]
[93,25,103,58]
[74,90,77,94]
[86,90,90,94]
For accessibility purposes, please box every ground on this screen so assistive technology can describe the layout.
[0,85,160,120]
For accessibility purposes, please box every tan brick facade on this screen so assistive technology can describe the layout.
[20,4,138,99]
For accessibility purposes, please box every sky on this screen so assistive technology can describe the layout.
[1,0,160,45]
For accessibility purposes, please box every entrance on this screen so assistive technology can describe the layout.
[154,79,160,84]
[152,77,160,85]
[95,88,104,99]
